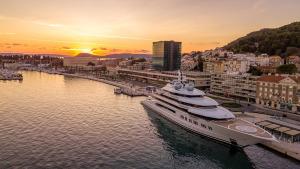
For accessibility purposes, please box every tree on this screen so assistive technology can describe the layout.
[247,66,263,76]
[276,64,297,74]
[224,22,300,56]
[87,62,95,66]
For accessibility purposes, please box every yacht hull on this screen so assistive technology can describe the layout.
[141,99,273,148]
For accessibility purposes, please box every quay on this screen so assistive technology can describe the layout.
[262,141,300,161]
[30,69,150,97]
[115,86,147,97]
[236,112,300,161]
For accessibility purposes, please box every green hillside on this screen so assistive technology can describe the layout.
[224,22,300,56]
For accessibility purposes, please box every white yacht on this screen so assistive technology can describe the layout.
[141,71,276,147]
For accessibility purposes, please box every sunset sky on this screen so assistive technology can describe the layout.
[0,0,299,56]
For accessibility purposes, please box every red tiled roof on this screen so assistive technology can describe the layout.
[257,75,286,83]
[290,76,300,83]
[257,75,300,83]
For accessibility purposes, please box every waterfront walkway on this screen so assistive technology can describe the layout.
[236,112,300,161]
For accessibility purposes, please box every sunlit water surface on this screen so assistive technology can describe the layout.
[0,71,299,169]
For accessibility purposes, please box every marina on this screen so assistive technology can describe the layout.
[0,69,23,80]
[0,71,299,169]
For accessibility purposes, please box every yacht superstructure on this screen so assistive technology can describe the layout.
[141,71,276,147]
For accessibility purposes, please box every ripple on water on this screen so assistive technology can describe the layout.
[0,71,298,169]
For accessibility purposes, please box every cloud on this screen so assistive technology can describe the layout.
[74,31,152,41]
[252,0,267,13]
[189,41,221,46]
[1,43,27,47]
[33,21,64,28]
[91,47,108,51]
[0,32,16,35]
[91,48,98,51]
[12,43,23,46]
[62,46,71,50]
[134,49,150,53]
[110,48,123,53]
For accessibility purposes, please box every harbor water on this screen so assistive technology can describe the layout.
[0,71,299,169]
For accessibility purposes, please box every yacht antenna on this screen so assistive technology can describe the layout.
[178,70,185,86]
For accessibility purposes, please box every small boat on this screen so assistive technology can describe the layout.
[114,88,122,94]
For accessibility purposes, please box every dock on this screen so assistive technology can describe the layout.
[261,141,300,161]
[117,86,146,97]
[235,112,300,161]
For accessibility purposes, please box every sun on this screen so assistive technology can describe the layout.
[80,48,92,54]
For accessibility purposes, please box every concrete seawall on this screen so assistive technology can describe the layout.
[262,141,300,161]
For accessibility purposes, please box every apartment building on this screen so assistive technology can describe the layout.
[117,68,211,88]
[256,75,300,112]
[210,74,258,102]
[255,55,270,66]
[223,60,248,73]
[203,61,224,74]
[287,55,300,64]
[269,56,283,67]
[204,59,248,74]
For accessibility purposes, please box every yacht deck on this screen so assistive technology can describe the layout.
[215,119,274,139]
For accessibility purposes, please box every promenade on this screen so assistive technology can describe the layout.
[236,112,300,161]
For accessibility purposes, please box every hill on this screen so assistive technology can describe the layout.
[74,53,152,60]
[224,22,300,56]
[105,53,151,59]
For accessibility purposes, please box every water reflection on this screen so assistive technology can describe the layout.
[0,71,298,169]
[145,109,254,169]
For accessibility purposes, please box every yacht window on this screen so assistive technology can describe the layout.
[180,115,184,119]
[163,94,217,108]
[208,127,212,130]
[193,121,198,125]
[189,119,192,123]
[170,92,203,98]
[156,103,176,113]
[184,117,187,121]
[201,124,207,128]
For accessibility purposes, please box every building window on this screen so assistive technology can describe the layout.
[193,121,198,125]
[201,124,207,128]
[189,119,192,123]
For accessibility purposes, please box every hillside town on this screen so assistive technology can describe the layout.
[2,46,300,113]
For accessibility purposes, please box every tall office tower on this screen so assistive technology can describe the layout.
[152,41,182,71]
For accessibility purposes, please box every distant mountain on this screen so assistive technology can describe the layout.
[74,53,152,59]
[75,53,99,57]
[104,53,151,59]
[224,22,300,56]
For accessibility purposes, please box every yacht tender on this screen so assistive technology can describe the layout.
[141,71,276,147]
